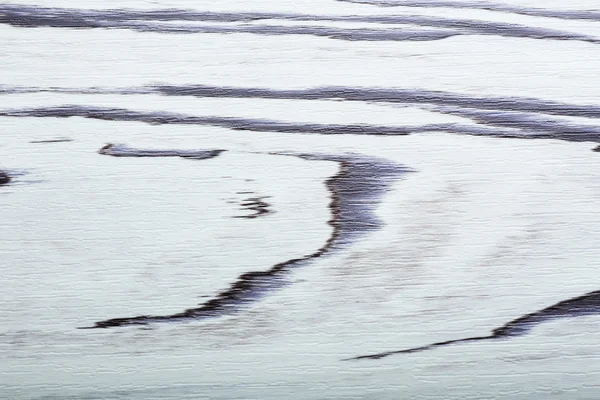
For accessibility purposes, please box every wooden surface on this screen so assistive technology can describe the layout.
[1,1,600,398]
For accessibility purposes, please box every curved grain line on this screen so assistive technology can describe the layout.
[81,149,409,328]
[1,105,599,146]
[348,290,600,360]
[5,84,600,120]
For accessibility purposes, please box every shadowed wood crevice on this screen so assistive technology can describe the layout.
[81,150,410,328]
[347,290,600,360]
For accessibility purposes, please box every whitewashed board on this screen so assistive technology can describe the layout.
[2,1,600,398]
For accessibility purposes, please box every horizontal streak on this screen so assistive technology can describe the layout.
[147,85,600,119]
[431,106,600,143]
[0,4,595,43]
[0,105,493,136]
[4,84,599,120]
[2,105,598,146]
[337,0,600,22]
[98,143,226,159]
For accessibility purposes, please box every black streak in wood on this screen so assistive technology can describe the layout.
[0,171,10,185]
[348,290,600,360]
[1,4,596,43]
[98,143,226,159]
[82,151,410,328]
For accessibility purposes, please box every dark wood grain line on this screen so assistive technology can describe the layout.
[336,0,600,22]
[82,150,410,328]
[348,290,600,360]
[1,4,596,43]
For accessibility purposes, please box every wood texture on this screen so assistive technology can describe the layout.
[1,1,600,398]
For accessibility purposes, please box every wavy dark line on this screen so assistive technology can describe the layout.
[6,84,600,121]
[106,22,459,42]
[81,150,410,328]
[148,85,600,120]
[0,4,595,43]
[430,106,600,143]
[348,289,600,360]
[0,105,518,137]
[0,5,461,43]
[1,103,599,145]
[98,143,226,159]
[8,2,600,24]
[336,0,600,22]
